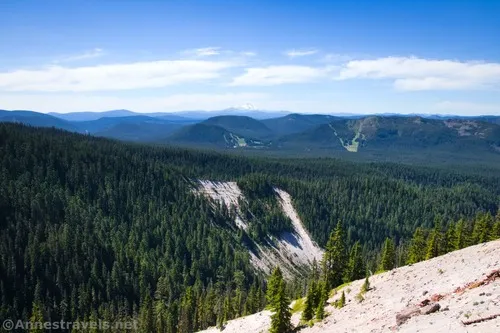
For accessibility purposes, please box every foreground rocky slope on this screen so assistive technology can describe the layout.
[199,239,500,333]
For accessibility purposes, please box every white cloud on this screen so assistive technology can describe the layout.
[285,49,319,58]
[56,48,105,63]
[337,56,500,91]
[0,92,268,113]
[240,51,257,57]
[231,65,331,86]
[434,101,500,115]
[182,47,221,57]
[0,59,237,92]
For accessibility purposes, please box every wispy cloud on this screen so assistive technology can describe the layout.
[336,56,500,91]
[56,48,105,63]
[285,49,319,58]
[231,65,332,86]
[240,51,257,57]
[0,59,237,92]
[182,47,221,57]
[0,92,268,113]
[322,53,354,63]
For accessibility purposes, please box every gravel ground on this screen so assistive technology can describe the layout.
[198,239,500,333]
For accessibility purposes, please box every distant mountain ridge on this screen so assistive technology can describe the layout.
[47,109,290,121]
[2,109,500,165]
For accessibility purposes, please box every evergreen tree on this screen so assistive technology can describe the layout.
[29,301,44,333]
[315,282,328,320]
[301,284,316,322]
[407,228,426,264]
[322,221,347,289]
[270,280,292,333]
[154,300,168,333]
[455,219,468,249]
[315,300,325,320]
[491,220,500,241]
[361,276,370,293]
[345,241,364,282]
[336,291,345,308]
[138,294,155,333]
[266,267,283,309]
[444,223,458,253]
[425,217,443,260]
[379,238,396,271]
[472,212,493,244]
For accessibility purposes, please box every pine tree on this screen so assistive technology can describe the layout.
[138,294,155,333]
[154,300,168,333]
[266,267,283,309]
[472,212,493,244]
[322,221,347,289]
[315,282,328,320]
[361,276,370,293]
[379,238,396,271]
[425,217,443,260]
[407,228,426,264]
[425,231,439,260]
[29,301,44,333]
[336,291,345,308]
[454,219,468,249]
[491,220,500,241]
[270,280,292,333]
[445,223,458,253]
[301,294,314,322]
[492,209,500,240]
[345,241,364,282]
[301,283,316,322]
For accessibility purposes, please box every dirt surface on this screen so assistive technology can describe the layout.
[198,240,500,333]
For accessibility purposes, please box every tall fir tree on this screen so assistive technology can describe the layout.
[29,301,44,333]
[301,287,315,322]
[472,212,493,244]
[322,221,347,289]
[407,228,426,264]
[138,294,155,333]
[315,281,328,320]
[266,267,283,309]
[444,223,458,253]
[379,238,396,271]
[345,241,364,282]
[301,281,318,322]
[491,219,500,241]
[425,216,443,260]
[361,276,370,293]
[270,280,292,333]
[454,218,468,249]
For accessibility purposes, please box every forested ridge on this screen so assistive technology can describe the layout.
[0,123,499,332]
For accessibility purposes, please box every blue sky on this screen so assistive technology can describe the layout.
[0,0,499,115]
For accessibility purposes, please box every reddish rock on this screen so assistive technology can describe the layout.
[396,306,420,326]
[430,294,444,302]
[418,299,431,307]
[420,303,441,315]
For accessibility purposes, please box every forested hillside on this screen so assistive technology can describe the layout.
[3,110,500,167]
[0,123,499,332]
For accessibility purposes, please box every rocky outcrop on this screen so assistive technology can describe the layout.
[198,240,500,333]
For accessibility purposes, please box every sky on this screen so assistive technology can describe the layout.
[0,0,499,115]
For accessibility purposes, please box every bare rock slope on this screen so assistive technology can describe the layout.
[199,239,500,333]
[194,180,323,276]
